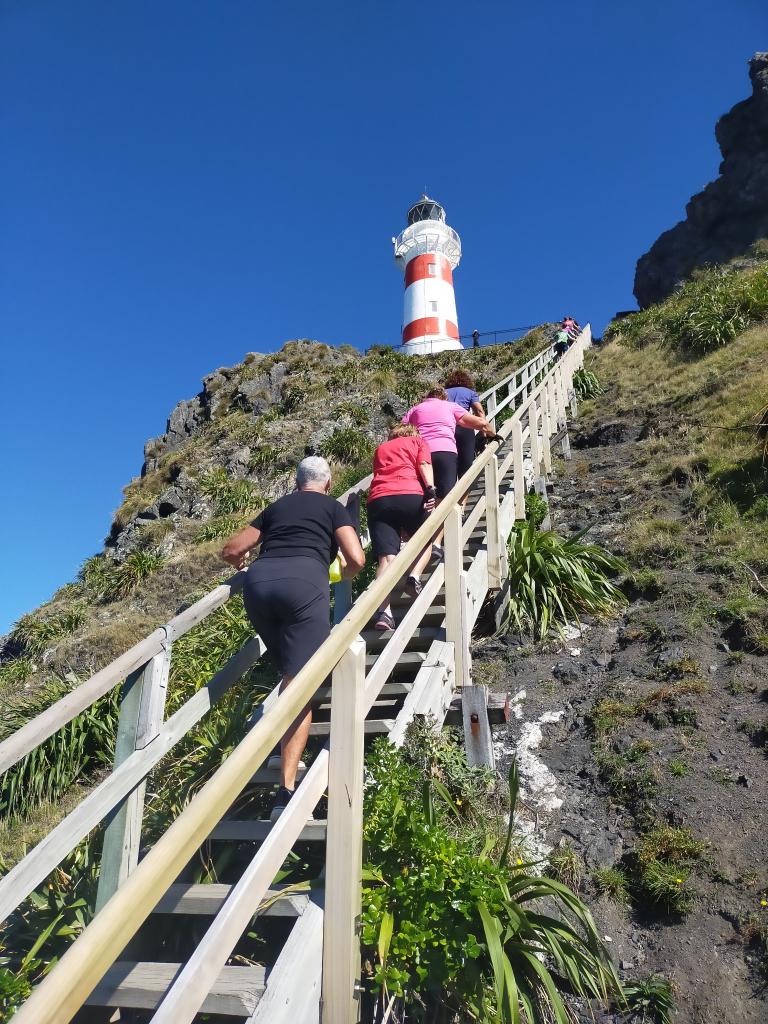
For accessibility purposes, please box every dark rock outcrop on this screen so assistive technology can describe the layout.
[634,53,768,308]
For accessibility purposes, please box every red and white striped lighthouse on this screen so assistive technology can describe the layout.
[393,196,463,356]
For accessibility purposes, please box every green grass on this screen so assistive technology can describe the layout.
[200,468,260,515]
[634,824,706,916]
[593,867,630,905]
[547,842,584,891]
[320,427,375,465]
[194,513,249,544]
[9,607,86,658]
[607,258,768,355]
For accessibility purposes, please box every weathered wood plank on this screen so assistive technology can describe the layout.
[322,639,365,1024]
[153,883,308,917]
[248,892,324,1023]
[86,962,265,1015]
[461,685,495,769]
[96,645,171,912]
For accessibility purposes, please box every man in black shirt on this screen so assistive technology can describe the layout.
[223,456,365,819]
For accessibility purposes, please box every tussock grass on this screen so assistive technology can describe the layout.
[505,521,627,638]
[608,259,768,354]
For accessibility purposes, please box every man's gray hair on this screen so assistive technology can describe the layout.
[296,455,332,489]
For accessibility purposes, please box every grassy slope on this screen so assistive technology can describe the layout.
[594,322,768,649]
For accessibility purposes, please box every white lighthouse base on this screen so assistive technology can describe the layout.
[402,336,464,356]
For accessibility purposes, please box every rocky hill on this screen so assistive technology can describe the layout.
[634,52,768,308]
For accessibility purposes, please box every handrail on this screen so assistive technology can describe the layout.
[0,340,559,777]
[10,327,591,1024]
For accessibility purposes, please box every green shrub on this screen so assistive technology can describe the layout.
[505,521,627,638]
[607,263,768,355]
[10,607,86,657]
[0,836,100,1002]
[524,491,549,528]
[0,683,118,819]
[320,427,374,465]
[593,866,630,905]
[623,974,675,1024]
[362,741,621,1021]
[0,658,35,689]
[100,549,165,602]
[194,514,249,544]
[334,400,369,426]
[200,468,260,515]
[573,368,604,400]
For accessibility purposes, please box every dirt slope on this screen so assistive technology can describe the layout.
[477,338,768,1023]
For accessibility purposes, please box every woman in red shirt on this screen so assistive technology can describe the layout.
[367,423,437,631]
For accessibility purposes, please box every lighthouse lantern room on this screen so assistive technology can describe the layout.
[393,196,463,355]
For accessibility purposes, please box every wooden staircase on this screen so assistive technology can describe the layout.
[0,329,591,1024]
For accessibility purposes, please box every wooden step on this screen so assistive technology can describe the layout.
[153,883,308,917]
[309,719,393,736]
[365,650,427,670]
[86,962,265,1015]
[211,819,327,842]
[362,626,441,651]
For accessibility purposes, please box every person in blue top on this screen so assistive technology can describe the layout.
[444,369,489,482]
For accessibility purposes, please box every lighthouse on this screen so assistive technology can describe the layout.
[393,196,463,356]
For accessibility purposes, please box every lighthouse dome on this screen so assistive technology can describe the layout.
[407,195,446,226]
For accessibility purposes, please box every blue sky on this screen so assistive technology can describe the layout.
[0,1,764,632]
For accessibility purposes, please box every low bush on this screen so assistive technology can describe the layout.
[320,427,374,465]
[10,607,86,658]
[505,521,627,638]
[200,468,260,516]
[194,514,249,544]
[524,491,549,528]
[100,549,166,602]
[623,974,675,1024]
[362,739,621,1021]
[0,684,118,819]
[572,367,604,400]
[607,262,768,355]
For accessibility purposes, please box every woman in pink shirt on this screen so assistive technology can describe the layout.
[402,387,495,556]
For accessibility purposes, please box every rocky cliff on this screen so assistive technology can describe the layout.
[634,52,768,308]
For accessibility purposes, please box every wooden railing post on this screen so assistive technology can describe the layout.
[322,637,366,1024]
[484,454,504,591]
[511,419,526,520]
[528,396,541,477]
[486,389,497,431]
[444,505,472,689]
[96,639,171,911]
[540,383,553,475]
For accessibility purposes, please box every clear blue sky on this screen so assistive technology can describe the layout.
[0,1,763,633]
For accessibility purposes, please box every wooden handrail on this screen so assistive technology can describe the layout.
[8,328,591,1024]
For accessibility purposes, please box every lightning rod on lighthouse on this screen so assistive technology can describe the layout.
[393,195,463,356]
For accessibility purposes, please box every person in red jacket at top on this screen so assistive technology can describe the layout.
[367,423,437,631]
